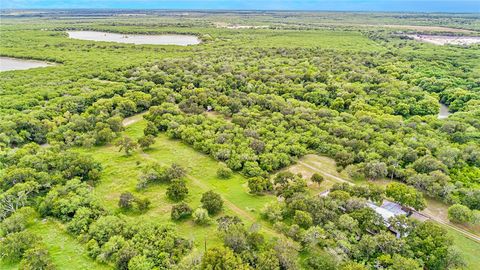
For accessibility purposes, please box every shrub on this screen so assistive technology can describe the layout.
[193,208,211,225]
[88,215,125,245]
[248,177,272,194]
[67,207,101,235]
[166,179,189,201]
[305,253,336,270]
[217,165,233,179]
[201,191,223,215]
[364,161,388,180]
[128,255,155,270]
[119,192,135,209]
[293,210,313,229]
[0,231,40,261]
[19,245,55,270]
[260,201,285,223]
[118,192,150,212]
[137,163,186,189]
[200,247,248,269]
[116,136,138,155]
[135,197,151,211]
[171,203,193,221]
[166,163,186,180]
[138,135,155,150]
[217,166,233,179]
[448,204,473,224]
[0,207,35,236]
[310,173,324,184]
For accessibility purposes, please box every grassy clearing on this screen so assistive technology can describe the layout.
[284,154,355,195]
[423,198,480,235]
[75,118,278,250]
[0,219,110,270]
[443,225,480,270]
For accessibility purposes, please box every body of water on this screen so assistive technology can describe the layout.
[67,31,201,46]
[410,34,480,46]
[0,57,52,72]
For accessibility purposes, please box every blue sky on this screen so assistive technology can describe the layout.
[2,0,480,12]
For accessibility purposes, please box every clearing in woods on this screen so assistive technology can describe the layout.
[75,118,279,250]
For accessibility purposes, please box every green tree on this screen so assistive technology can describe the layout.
[310,173,324,184]
[128,255,155,270]
[407,221,462,270]
[377,254,422,270]
[273,238,300,270]
[88,215,125,245]
[193,208,211,225]
[116,136,138,155]
[448,204,473,224]
[221,223,248,253]
[364,161,387,180]
[171,202,193,221]
[248,177,272,194]
[0,181,40,220]
[293,210,313,229]
[118,192,135,209]
[166,179,189,201]
[256,249,280,270]
[201,191,223,215]
[137,135,155,150]
[0,207,35,236]
[217,166,233,179]
[19,246,55,270]
[0,231,40,261]
[200,247,249,270]
[305,253,336,270]
[386,182,426,211]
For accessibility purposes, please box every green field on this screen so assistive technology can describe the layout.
[76,118,278,247]
[1,219,109,270]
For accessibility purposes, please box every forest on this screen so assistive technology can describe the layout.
[1,10,480,270]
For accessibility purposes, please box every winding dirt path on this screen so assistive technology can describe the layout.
[122,112,147,127]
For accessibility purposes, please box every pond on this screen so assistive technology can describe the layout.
[409,34,480,46]
[0,57,52,72]
[438,102,451,119]
[67,31,201,46]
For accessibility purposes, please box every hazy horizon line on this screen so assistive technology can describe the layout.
[2,8,479,14]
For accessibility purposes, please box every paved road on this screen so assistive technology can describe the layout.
[297,159,480,243]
